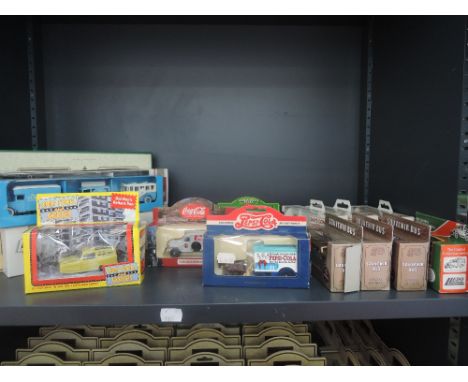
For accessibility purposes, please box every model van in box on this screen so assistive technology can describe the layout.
[156,198,214,267]
[203,205,310,288]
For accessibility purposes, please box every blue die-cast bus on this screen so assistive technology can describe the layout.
[7,184,62,215]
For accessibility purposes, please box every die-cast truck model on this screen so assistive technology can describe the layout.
[167,230,204,257]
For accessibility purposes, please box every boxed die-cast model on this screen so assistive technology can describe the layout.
[203,205,310,288]
[381,212,430,291]
[416,212,468,293]
[23,222,146,293]
[310,214,363,293]
[0,173,164,228]
[22,191,146,294]
[156,198,214,267]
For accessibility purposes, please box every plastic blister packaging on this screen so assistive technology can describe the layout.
[203,205,310,288]
[23,222,146,293]
[214,235,298,277]
[33,224,129,281]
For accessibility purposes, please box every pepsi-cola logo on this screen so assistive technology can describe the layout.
[234,213,278,230]
[180,204,208,220]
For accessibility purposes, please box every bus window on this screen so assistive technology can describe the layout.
[16,194,25,200]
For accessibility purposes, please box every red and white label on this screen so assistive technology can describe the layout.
[234,213,279,230]
[180,204,208,220]
[111,194,137,209]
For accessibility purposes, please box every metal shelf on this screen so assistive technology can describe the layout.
[1,268,468,326]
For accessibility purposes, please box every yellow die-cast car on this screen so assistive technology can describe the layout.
[59,246,118,274]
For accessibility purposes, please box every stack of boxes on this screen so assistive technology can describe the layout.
[1,321,409,366]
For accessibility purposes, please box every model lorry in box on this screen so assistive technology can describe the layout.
[203,205,310,288]
[156,198,214,267]
[416,212,468,293]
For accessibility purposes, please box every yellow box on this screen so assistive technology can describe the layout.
[23,222,146,294]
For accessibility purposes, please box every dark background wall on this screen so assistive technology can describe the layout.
[0,18,31,149]
[369,16,466,219]
[40,22,364,205]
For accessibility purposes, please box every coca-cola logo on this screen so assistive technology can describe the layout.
[180,204,208,220]
[234,213,278,230]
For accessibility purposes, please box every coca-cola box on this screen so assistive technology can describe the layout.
[156,198,214,267]
[203,205,310,288]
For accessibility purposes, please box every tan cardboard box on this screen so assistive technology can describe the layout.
[1,353,82,366]
[28,329,99,349]
[242,322,309,335]
[170,329,241,347]
[247,351,326,366]
[168,339,242,361]
[16,341,91,362]
[353,213,393,291]
[84,354,163,366]
[91,340,167,362]
[242,327,311,346]
[310,214,363,292]
[381,213,431,291]
[165,352,244,366]
[176,323,240,336]
[99,330,169,348]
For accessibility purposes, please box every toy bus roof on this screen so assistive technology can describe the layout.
[121,182,155,186]
[12,184,61,191]
[81,181,107,187]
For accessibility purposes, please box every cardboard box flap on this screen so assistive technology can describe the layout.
[16,341,90,362]
[91,340,167,362]
[1,353,82,366]
[344,244,361,293]
[243,336,318,359]
[176,323,240,336]
[168,338,242,361]
[170,329,241,347]
[39,325,107,338]
[381,212,430,242]
[28,329,99,349]
[106,324,174,338]
[415,212,460,239]
[242,327,311,346]
[99,330,169,348]
[165,352,244,366]
[353,213,393,242]
[84,353,163,366]
[242,322,309,335]
[247,350,327,366]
